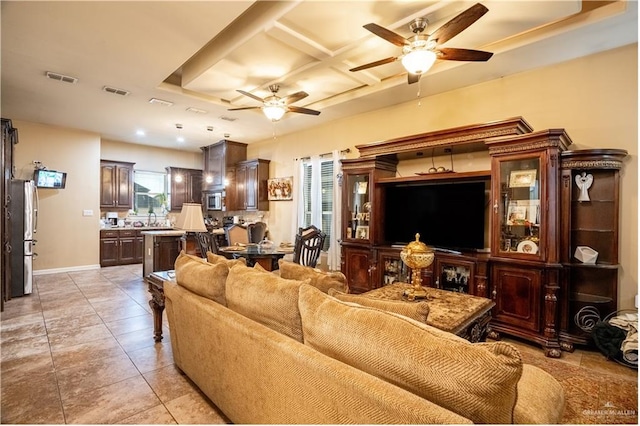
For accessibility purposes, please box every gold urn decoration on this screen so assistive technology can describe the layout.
[400,233,435,300]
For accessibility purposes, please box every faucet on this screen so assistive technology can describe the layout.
[147,212,157,226]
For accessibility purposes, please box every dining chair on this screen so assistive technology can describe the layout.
[293,225,326,268]
[195,231,219,258]
[225,224,249,246]
[247,221,268,243]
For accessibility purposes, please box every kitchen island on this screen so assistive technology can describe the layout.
[141,230,185,277]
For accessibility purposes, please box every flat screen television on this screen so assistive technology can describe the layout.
[34,169,67,189]
[383,181,488,251]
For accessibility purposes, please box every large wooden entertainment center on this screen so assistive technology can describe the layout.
[340,117,627,357]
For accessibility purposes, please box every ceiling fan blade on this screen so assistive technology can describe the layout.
[363,23,408,47]
[236,89,265,103]
[349,56,398,72]
[407,73,421,85]
[428,3,489,46]
[227,106,261,111]
[287,106,321,116]
[282,91,309,105]
[436,47,493,61]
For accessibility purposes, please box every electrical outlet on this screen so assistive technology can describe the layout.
[83,209,93,217]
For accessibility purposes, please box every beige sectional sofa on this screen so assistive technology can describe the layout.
[164,252,566,424]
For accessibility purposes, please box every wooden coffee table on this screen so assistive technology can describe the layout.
[362,283,495,342]
[145,270,175,342]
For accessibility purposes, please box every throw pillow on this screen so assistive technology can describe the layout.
[174,251,229,305]
[328,288,429,323]
[207,251,247,267]
[278,259,348,293]
[298,284,523,424]
[226,263,310,342]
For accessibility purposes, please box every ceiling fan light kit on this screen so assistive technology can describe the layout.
[229,83,320,122]
[263,103,286,121]
[350,3,493,84]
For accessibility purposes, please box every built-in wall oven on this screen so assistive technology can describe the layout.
[206,191,222,211]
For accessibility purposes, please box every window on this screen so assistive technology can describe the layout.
[302,159,334,251]
[134,171,167,215]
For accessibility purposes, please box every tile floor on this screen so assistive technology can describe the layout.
[1,264,228,424]
[1,264,636,424]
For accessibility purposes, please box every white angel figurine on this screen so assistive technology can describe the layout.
[575,172,593,202]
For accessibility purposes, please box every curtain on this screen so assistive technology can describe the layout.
[327,150,343,271]
[309,156,323,229]
[292,159,304,240]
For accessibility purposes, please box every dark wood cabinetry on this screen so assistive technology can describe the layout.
[142,232,182,277]
[234,159,270,211]
[167,167,202,211]
[100,160,135,210]
[486,129,572,357]
[1,118,18,310]
[558,149,627,350]
[201,140,247,192]
[100,229,143,267]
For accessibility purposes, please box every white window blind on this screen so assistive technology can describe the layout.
[301,159,334,251]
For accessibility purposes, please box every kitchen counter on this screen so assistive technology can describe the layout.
[140,229,185,236]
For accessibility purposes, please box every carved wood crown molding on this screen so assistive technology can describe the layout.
[561,159,623,170]
[355,117,533,158]
[487,139,567,155]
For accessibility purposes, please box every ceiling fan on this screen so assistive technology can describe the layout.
[350,3,493,84]
[228,84,321,122]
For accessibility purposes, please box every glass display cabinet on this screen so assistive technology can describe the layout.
[495,156,542,259]
[345,172,371,242]
[486,129,572,358]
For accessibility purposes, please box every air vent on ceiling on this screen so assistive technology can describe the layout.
[45,71,78,84]
[186,107,208,114]
[219,116,238,122]
[103,86,130,96]
[149,98,173,107]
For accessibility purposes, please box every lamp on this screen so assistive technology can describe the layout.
[175,203,207,253]
[262,102,286,122]
[401,48,437,75]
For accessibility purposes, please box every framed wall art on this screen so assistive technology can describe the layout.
[267,176,293,201]
[509,169,537,188]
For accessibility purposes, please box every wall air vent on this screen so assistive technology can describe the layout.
[149,98,173,107]
[45,71,78,84]
[102,86,130,96]
[186,107,208,114]
[219,116,238,122]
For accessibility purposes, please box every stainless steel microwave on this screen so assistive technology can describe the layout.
[206,192,222,210]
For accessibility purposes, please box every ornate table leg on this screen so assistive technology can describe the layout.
[146,274,166,342]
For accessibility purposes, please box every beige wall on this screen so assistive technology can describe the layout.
[249,44,637,309]
[12,121,102,272]
[10,44,637,308]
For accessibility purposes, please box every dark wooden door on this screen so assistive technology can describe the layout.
[244,162,258,210]
[343,245,373,294]
[235,164,247,210]
[154,236,181,271]
[188,171,203,204]
[115,165,133,209]
[119,236,137,264]
[491,263,542,333]
[100,238,119,267]
[100,164,116,207]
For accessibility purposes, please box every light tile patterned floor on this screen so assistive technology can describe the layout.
[0,264,228,424]
[1,264,636,423]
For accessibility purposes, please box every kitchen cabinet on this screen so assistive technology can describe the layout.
[100,160,135,210]
[201,140,247,192]
[234,159,270,211]
[486,129,572,357]
[167,167,202,211]
[100,229,141,266]
[558,149,627,351]
[142,231,183,277]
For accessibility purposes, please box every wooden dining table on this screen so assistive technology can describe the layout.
[218,244,292,271]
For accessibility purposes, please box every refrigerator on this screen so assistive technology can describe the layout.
[9,179,38,296]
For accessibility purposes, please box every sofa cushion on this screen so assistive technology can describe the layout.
[298,284,523,424]
[514,364,565,423]
[207,251,247,267]
[226,263,309,342]
[278,259,348,293]
[328,288,429,323]
[174,251,228,305]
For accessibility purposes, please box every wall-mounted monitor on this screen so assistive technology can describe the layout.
[34,169,67,189]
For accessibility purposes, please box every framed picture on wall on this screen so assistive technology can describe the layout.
[267,177,293,201]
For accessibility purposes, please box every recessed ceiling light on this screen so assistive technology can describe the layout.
[149,98,173,106]
[177,136,185,143]
[136,130,145,137]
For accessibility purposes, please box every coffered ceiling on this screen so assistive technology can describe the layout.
[1,1,637,152]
